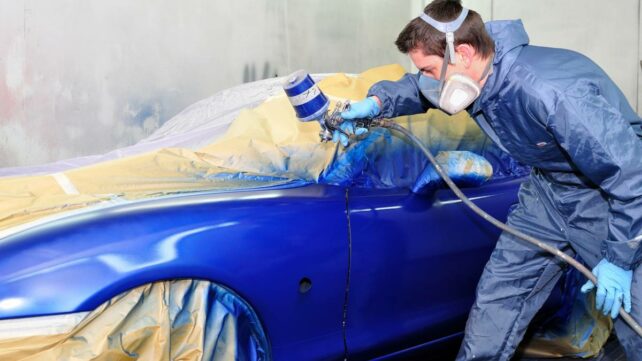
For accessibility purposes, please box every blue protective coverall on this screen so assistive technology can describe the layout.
[367,20,642,360]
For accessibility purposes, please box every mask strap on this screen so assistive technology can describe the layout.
[419,8,469,64]
[437,49,450,91]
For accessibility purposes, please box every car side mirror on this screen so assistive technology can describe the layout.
[411,167,442,196]
[411,151,493,196]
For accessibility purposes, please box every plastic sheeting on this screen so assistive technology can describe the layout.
[0,64,511,234]
[0,76,295,178]
[0,279,269,361]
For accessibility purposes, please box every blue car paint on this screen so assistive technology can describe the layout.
[346,178,521,359]
[0,175,546,360]
[0,184,349,361]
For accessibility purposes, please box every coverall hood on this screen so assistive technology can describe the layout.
[474,20,530,111]
[486,20,530,64]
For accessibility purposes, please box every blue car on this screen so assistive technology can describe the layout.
[0,180,525,360]
[0,75,607,360]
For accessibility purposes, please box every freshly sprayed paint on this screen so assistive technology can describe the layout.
[0,176,557,360]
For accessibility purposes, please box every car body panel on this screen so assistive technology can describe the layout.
[0,184,349,360]
[346,178,522,359]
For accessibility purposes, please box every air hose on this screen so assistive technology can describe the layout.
[375,119,642,338]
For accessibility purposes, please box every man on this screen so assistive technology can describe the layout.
[337,0,642,360]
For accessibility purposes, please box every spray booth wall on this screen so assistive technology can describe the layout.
[0,0,639,168]
[0,0,411,168]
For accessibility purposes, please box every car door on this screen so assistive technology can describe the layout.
[344,177,522,359]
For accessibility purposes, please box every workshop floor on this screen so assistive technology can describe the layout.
[518,336,627,361]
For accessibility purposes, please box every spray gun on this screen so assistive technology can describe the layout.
[283,70,378,143]
[282,69,642,337]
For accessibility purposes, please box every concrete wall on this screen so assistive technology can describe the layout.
[0,0,411,168]
[0,1,640,168]
[491,0,639,111]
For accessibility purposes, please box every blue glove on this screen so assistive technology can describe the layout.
[332,121,368,147]
[332,97,381,146]
[340,97,381,120]
[580,259,633,319]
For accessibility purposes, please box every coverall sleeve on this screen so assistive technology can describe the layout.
[547,89,642,270]
[367,73,432,118]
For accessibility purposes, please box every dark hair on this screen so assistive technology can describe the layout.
[395,0,494,58]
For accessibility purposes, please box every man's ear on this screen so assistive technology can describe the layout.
[455,44,476,68]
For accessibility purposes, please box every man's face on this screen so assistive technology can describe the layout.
[409,48,467,80]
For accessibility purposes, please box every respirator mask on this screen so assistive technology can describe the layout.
[417,8,493,115]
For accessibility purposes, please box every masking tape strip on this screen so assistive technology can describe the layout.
[52,172,80,195]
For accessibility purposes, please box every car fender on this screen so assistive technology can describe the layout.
[0,184,349,360]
